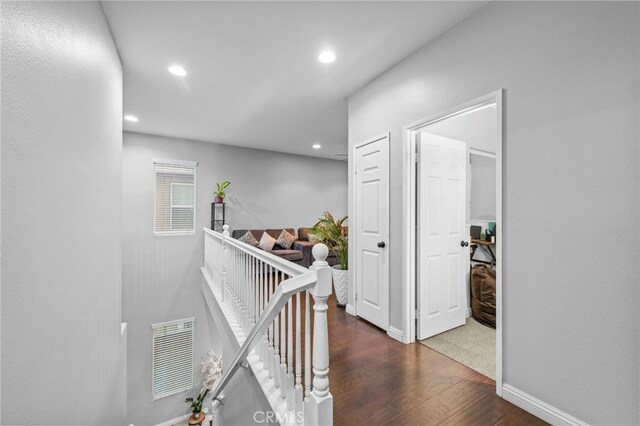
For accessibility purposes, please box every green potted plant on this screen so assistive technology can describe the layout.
[185,388,209,424]
[214,181,230,203]
[310,211,348,306]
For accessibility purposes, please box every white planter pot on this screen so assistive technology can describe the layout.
[331,265,349,306]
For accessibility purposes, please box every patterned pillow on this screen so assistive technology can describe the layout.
[276,229,297,249]
[238,231,259,247]
[258,232,276,252]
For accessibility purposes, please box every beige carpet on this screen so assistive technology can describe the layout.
[419,318,496,380]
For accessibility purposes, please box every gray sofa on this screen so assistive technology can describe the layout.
[231,228,339,268]
[232,228,304,265]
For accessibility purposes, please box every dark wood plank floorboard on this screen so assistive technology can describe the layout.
[327,296,547,426]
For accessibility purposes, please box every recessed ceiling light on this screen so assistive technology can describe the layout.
[168,65,187,76]
[312,144,322,149]
[124,115,139,122]
[318,51,335,64]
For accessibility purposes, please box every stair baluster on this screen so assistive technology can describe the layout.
[202,228,333,425]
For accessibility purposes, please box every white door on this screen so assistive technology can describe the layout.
[354,134,389,331]
[417,132,468,340]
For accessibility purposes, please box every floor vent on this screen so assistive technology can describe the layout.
[152,317,195,400]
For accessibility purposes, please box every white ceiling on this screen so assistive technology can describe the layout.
[102,1,487,159]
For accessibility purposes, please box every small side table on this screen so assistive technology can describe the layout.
[210,202,226,232]
[188,411,205,425]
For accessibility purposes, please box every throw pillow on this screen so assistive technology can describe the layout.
[258,232,276,252]
[238,231,259,247]
[276,229,297,249]
[307,232,318,244]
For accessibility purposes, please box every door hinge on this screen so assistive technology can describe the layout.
[415,309,419,319]
[413,151,419,163]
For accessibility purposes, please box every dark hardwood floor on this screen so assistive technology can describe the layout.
[326,296,546,426]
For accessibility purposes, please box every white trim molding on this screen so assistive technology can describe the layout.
[345,304,355,316]
[469,148,497,158]
[152,158,198,167]
[154,413,190,426]
[402,89,504,394]
[502,384,589,426]
[387,326,404,343]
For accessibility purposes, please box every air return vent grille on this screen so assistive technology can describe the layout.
[152,317,195,400]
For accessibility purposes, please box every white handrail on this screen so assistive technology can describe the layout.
[204,228,308,277]
[202,225,333,425]
[209,272,317,402]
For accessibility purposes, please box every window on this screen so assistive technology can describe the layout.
[154,159,197,234]
[152,318,195,400]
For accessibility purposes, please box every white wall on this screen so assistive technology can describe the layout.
[470,155,496,221]
[122,131,347,424]
[348,2,638,425]
[202,279,274,426]
[423,105,498,155]
[1,2,125,424]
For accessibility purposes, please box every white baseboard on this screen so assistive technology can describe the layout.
[502,384,588,426]
[346,304,355,316]
[154,413,190,426]
[154,412,212,426]
[387,326,404,343]
[466,307,472,318]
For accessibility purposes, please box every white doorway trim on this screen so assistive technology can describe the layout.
[470,148,497,159]
[401,90,503,395]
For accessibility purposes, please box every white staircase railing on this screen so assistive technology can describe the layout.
[201,225,333,425]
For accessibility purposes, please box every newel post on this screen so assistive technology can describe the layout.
[221,224,230,302]
[305,243,333,426]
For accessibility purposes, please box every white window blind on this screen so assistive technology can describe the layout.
[154,159,197,234]
[152,317,195,400]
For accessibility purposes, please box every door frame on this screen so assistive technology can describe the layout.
[350,132,390,331]
[401,90,503,395]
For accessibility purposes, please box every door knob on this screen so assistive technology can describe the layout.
[377,241,386,248]
[460,241,469,247]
